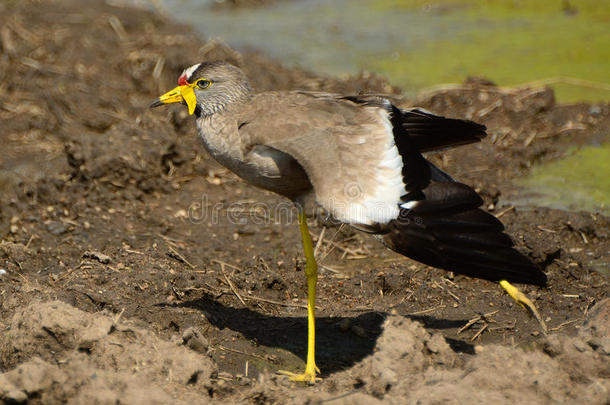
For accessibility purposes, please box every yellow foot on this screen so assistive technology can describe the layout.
[277,365,321,384]
[499,280,547,334]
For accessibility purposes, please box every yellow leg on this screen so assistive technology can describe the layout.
[278,211,320,384]
[499,280,547,333]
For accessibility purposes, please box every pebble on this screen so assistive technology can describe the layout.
[46,221,68,235]
[182,327,209,354]
[82,251,111,264]
[338,318,351,332]
[351,325,366,338]
[587,337,610,355]
[542,336,562,357]
[0,269,7,277]
[572,339,589,352]
[582,298,609,338]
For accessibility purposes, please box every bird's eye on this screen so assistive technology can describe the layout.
[196,79,212,89]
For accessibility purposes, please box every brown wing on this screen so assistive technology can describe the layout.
[237,92,405,226]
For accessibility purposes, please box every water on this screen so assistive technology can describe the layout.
[507,144,610,216]
[162,0,454,88]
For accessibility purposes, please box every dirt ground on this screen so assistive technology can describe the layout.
[0,1,608,404]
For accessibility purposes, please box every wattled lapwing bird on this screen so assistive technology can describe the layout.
[151,61,547,383]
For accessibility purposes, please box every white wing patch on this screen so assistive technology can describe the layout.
[400,200,419,210]
[337,108,405,225]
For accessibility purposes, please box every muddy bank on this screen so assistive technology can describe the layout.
[0,0,608,404]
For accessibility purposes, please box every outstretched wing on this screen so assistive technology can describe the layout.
[381,106,546,285]
[237,92,545,285]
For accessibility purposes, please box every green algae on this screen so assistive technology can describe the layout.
[514,144,610,214]
[364,1,610,102]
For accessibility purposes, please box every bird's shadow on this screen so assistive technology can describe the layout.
[167,293,474,376]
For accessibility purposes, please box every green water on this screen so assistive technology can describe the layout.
[510,144,610,215]
[163,0,610,103]
[367,0,610,103]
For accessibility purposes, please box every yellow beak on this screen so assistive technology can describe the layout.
[150,84,198,115]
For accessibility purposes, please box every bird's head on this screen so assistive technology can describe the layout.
[150,61,251,116]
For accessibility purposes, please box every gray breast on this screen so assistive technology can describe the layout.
[238,144,312,199]
[199,129,312,200]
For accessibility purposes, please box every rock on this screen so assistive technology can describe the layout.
[543,336,563,357]
[0,357,67,403]
[338,318,351,332]
[426,334,449,355]
[182,327,209,354]
[45,220,69,235]
[587,337,610,355]
[82,251,111,264]
[351,325,366,338]
[582,298,610,338]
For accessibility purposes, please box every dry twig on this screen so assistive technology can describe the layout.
[220,263,246,306]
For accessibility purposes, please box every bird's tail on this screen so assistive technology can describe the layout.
[382,181,547,286]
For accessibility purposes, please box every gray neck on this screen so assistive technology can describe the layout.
[195,109,245,172]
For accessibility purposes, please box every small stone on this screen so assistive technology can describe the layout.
[543,336,562,357]
[573,339,589,352]
[6,389,28,402]
[0,269,7,277]
[82,251,111,264]
[182,327,209,354]
[338,318,351,332]
[587,337,610,355]
[426,334,449,354]
[46,221,68,235]
[582,298,610,338]
[351,325,366,338]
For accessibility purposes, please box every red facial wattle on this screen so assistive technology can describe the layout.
[178,75,188,86]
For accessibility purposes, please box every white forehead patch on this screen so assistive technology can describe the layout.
[181,63,201,82]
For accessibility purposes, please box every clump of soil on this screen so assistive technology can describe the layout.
[0,301,216,404]
[0,0,608,404]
